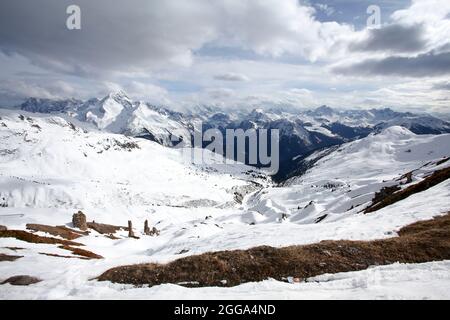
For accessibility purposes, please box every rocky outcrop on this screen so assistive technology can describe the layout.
[148,227,160,236]
[72,211,87,231]
[128,221,135,238]
[144,220,150,235]
[87,221,126,234]
[0,253,23,262]
[1,275,41,286]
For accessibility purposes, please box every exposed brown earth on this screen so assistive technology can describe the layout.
[58,245,103,259]
[98,213,450,288]
[0,253,23,262]
[0,229,105,260]
[26,223,87,240]
[87,221,128,235]
[365,166,450,213]
[0,230,83,246]
[38,252,91,260]
[0,229,105,259]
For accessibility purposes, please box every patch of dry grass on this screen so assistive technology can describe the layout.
[0,229,103,259]
[98,213,450,287]
[0,230,83,246]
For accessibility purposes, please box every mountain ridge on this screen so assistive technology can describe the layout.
[12,92,450,181]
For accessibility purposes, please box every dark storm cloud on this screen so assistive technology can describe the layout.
[350,23,427,53]
[333,50,450,77]
[0,0,354,77]
[0,0,218,76]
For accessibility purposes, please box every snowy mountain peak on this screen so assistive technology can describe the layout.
[376,125,415,139]
[100,90,133,107]
[314,105,335,115]
[247,108,278,123]
[7,94,450,182]
[106,90,130,100]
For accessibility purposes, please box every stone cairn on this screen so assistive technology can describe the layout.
[72,211,87,231]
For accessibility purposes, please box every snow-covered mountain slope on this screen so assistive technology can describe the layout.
[246,126,450,224]
[303,106,450,133]
[19,91,194,148]
[0,111,448,230]
[14,93,450,183]
[0,109,265,225]
[2,259,449,299]
[1,110,449,299]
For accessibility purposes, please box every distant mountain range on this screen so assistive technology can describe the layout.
[12,91,450,181]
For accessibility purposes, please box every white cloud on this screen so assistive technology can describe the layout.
[206,88,235,100]
[0,0,449,113]
[99,81,171,105]
[126,81,171,105]
[0,79,79,105]
[0,0,355,76]
[331,0,450,79]
[0,0,218,76]
[209,0,352,61]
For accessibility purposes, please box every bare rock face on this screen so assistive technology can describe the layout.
[144,220,160,236]
[149,227,160,237]
[0,225,7,231]
[87,222,124,234]
[128,220,135,238]
[0,253,23,262]
[72,211,87,231]
[144,220,150,235]
[1,275,41,286]
[405,172,413,184]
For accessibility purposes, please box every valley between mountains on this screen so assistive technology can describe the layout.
[0,95,449,299]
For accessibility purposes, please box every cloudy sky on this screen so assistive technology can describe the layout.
[0,0,449,113]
